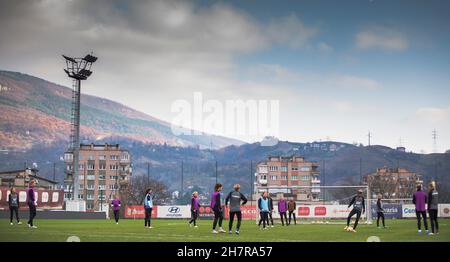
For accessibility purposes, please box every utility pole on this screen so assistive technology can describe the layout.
[84,164,87,207]
[147,162,150,185]
[432,129,438,153]
[24,161,27,188]
[359,158,362,184]
[250,160,254,220]
[432,129,438,180]
[322,159,326,201]
[100,188,103,211]
[53,162,56,182]
[215,160,218,184]
[434,158,437,180]
[181,161,184,200]
[286,159,289,193]
[250,160,253,201]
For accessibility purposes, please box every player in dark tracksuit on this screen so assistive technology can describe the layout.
[8,188,21,225]
[211,183,225,233]
[427,183,439,234]
[267,196,274,227]
[376,193,386,228]
[27,180,37,228]
[345,189,365,232]
[287,199,296,225]
[225,184,247,234]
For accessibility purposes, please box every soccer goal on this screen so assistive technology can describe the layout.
[253,185,372,225]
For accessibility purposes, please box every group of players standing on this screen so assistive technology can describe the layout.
[186,183,299,235]
[7,179,439,237]
[108,181,439,236]
[7,180,37,228]
[257,192,298,228]
[187,182,440,235]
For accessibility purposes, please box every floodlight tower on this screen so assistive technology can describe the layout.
[63,53,97,202]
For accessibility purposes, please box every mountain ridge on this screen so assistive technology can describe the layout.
[0,70,243,150]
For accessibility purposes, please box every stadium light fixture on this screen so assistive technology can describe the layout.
[63,53,97,80]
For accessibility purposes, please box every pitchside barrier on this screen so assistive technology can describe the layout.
[253,185,372,224]
[369,199,450,219]
[0,187,64,210]
[124,205,257,219]
[0,210,107,219]
[401,204,450,218]
[123,203,450,220]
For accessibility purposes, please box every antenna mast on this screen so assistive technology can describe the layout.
[432,129,438,153]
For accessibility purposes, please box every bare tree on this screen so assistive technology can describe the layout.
[331,176,362,204]
[368,175,398,198]
[122,175,169,205]
[435,181,450,203]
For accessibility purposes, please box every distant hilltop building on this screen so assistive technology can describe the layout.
[396,146,406,152]
[0,83,11,92]
[329,144,338,151]
[260,136,279,147]
[64,143,132,211]
[363,167,422,199]
[255,155,320,201]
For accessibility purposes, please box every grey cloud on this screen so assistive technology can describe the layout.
[0,0,321,100]
[0,0,324,144]
[266,14,319,48]
[355,26,409,51]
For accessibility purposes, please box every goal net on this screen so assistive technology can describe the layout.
[253,185,372,225]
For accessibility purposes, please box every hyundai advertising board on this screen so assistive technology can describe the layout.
[157,205,191,218]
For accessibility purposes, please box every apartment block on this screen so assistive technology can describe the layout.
[64,143,132,211]
[256,155,321,201]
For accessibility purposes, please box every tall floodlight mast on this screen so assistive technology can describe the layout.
[63,53,97,202]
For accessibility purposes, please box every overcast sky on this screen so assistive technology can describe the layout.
[1,0,449,153]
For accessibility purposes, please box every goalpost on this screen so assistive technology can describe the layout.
[254,185,372,225]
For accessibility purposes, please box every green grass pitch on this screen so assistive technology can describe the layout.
[0,219,448,242]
